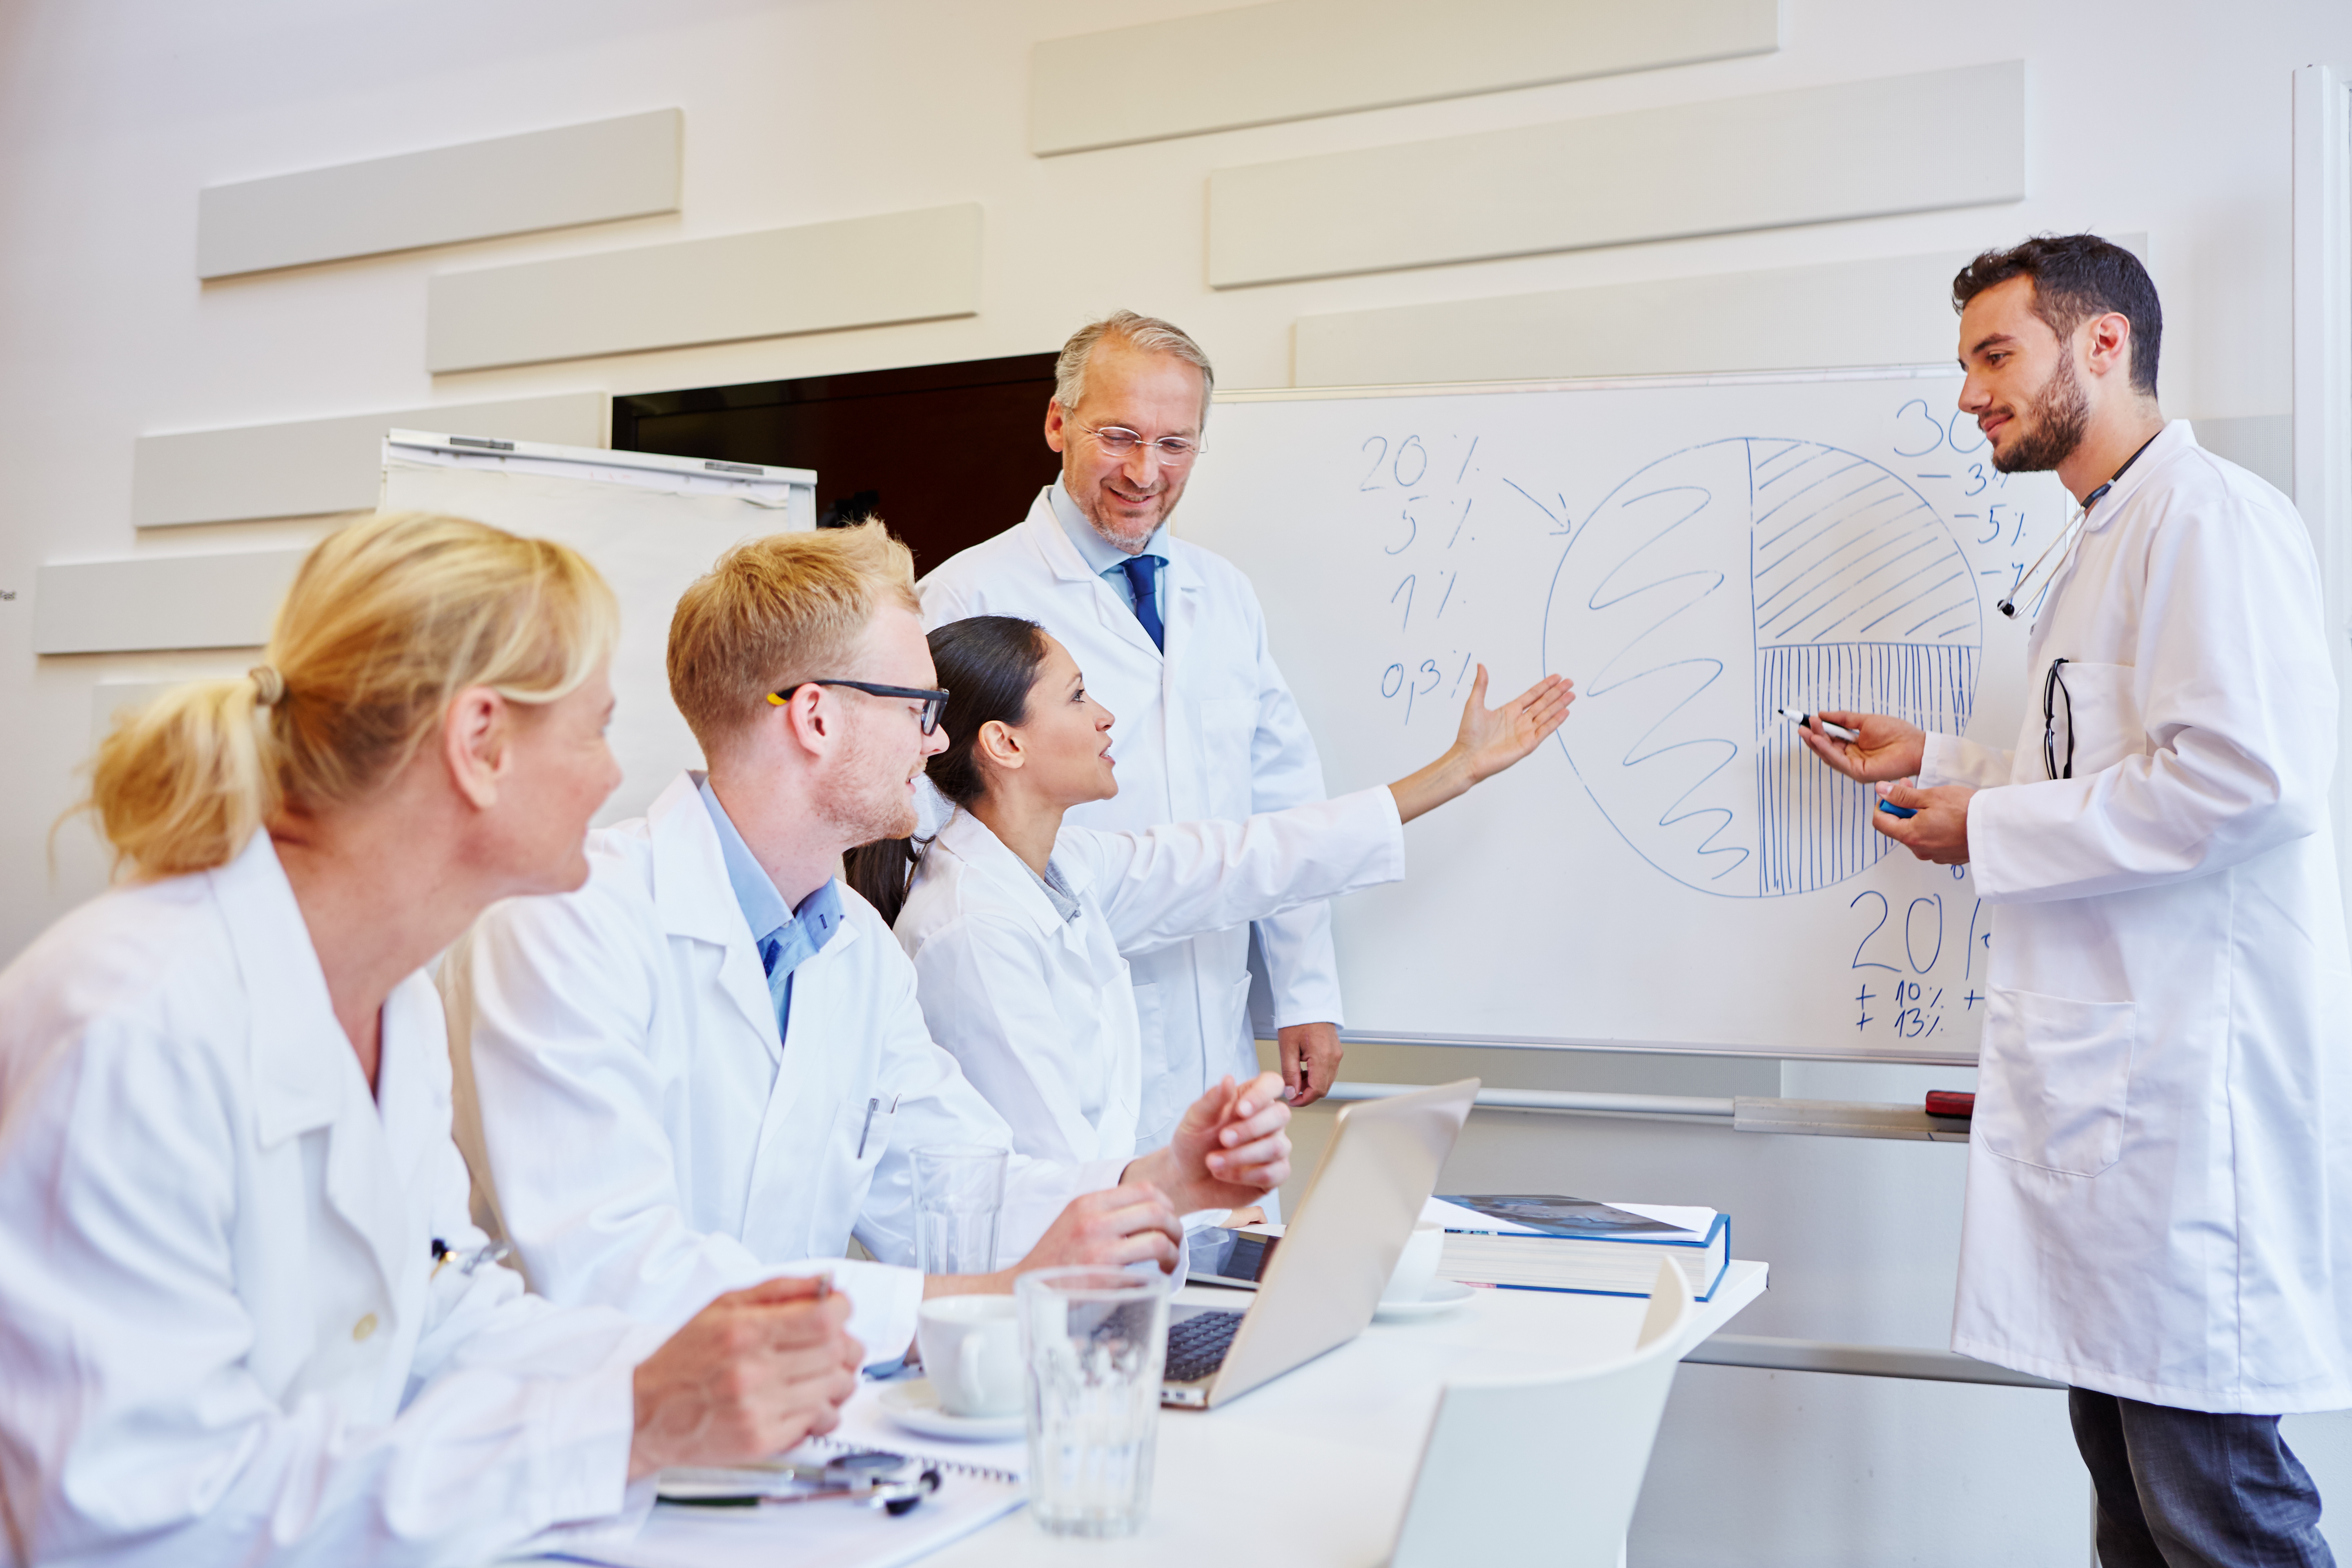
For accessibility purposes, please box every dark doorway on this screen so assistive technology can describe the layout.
[613,352,1064,576]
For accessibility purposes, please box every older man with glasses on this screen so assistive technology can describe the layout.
[919,313,1350,1162]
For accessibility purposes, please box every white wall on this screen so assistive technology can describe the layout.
[4,2,2349,1564]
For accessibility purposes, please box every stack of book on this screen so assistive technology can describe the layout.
[1426,1194,1730,1302]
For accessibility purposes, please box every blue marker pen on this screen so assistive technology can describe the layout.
[1876,783,1918,819]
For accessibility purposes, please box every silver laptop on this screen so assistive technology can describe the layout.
[1160,1078,1478,1410]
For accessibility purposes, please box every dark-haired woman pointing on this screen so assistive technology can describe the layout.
[848,615,1570,1169]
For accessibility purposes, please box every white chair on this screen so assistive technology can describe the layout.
[1388,1260,1693,1568]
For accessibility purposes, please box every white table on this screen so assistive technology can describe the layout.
[829,1261,1768,1567]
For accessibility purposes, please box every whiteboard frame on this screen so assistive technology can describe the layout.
[1205,361,2002,1065]
[1215,360,1964,410]
[1324,1027,1969,1067]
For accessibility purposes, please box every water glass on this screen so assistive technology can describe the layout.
[1016,1265,1172,1538]
[911,1144,1007,1276]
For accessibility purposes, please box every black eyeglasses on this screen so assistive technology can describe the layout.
[770,680,950,735]
[2042,658,2073,781]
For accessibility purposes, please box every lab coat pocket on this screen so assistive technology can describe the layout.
[1131,982,1166,1069]
[2049,661,2144,779]
[1133,980,1188,1136]
[824,1090,895,1215]
[1976,988,2136,1176]
[1199,697,1258,806]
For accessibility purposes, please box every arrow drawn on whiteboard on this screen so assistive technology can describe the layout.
[1499,475,1576,537]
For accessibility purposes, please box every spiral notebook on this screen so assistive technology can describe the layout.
[555,1434,1024,1568]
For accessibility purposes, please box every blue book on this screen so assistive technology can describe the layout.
[1429,1194,1731,1303]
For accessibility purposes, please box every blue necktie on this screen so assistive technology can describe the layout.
[1119,555,1166,651]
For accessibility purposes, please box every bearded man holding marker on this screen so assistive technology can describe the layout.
[1798,235,2351,1566]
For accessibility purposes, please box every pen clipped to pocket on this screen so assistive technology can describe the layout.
[853,1091,902,1160]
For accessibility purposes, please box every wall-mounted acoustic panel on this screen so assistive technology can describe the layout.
[132,392,608,528]
[426,204,984,372]
[1296,251,1978,386]
[1209,61,2025,288]
[1030,0,1779,156]
[197,110,682,279]
[35,550,307,655]
[1295,232,2145,388]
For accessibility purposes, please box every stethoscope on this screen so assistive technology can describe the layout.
[1996,514,2085,620]
[1995,432,2161,619]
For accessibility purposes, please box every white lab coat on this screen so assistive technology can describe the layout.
[1921,422,2352,1412]
[445,772,1127,1365]
[0,832,661,1567]
[894,788,1407,1164]
[920,487,1343,1150]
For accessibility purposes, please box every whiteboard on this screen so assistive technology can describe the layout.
[380,433,814,827]
[1177,369,2073,1063]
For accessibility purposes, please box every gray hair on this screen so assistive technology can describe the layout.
[1054,310,1216,426]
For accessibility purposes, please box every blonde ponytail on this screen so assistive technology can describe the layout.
[82,511,618,881]
[86,675,280,882]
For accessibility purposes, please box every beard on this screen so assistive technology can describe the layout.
[820,721,919,847]
[1076,477,1182,550]
[1990,350,2090,474]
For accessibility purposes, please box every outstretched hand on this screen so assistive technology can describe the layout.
[1388,666,1577,825]
[1456,667,1576,783]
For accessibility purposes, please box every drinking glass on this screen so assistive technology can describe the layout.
[1016,1265,1172,1537]
[911,1144,1007,1276]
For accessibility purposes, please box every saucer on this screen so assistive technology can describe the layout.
[1372,1280,1479,1321]
[879,1378,1025,1441]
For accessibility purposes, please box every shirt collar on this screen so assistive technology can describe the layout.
[2080,419,2192,531]
[697,777,844,970]
[1024,857,1083,924]
[935,807,1086,931]
[1051,476,1170,573]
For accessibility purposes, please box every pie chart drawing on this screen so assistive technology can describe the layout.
[1541,437,1980,898]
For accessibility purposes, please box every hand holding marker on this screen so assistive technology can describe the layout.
[1778,709,1917,817]
[1776,706,1858,742]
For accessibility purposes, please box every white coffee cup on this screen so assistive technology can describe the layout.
[1382,1222,1445,1305]
[917,1295,1022,1417]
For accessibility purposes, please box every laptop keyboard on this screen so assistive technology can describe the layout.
[1164,1310,1244,1383]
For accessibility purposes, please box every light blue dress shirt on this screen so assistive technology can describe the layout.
[699,778,844,1041]
[1049,477,1170,624]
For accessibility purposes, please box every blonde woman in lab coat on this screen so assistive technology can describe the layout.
[847,614,1572,1169]
[0,513,862,1567]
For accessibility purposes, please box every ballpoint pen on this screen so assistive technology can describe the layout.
[662,1457,941,1515]
[429,1239,512,1277]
